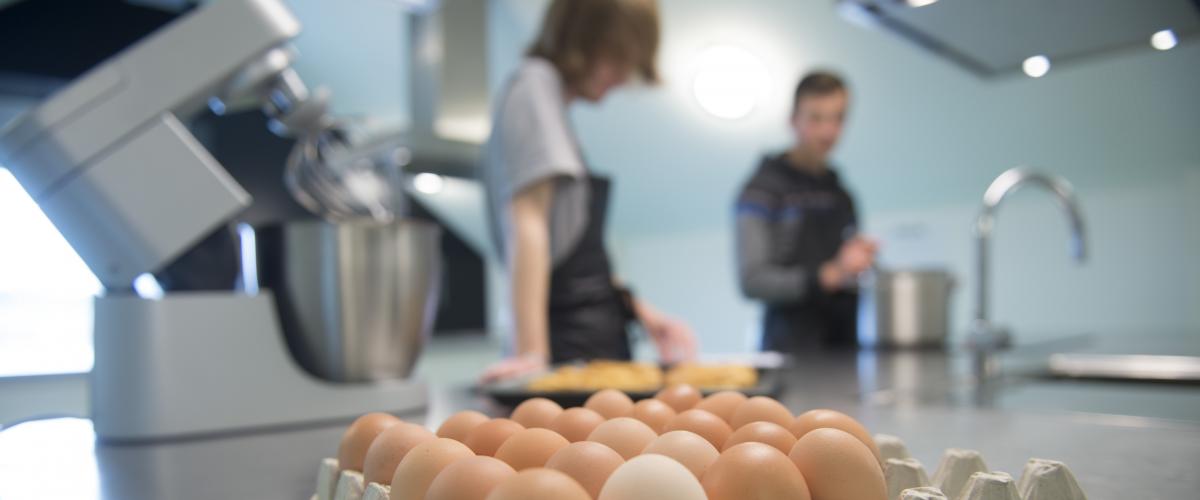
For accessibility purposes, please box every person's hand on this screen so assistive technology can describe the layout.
[640,309,698,364]
[837,237,877,275]
[821,237,879,291]
[479,352,548,384]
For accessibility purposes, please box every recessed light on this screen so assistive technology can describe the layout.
[1151,29,1178,51]
[1022,55,1051,78]
[691,45,770,120]
[133,273,164,300]
[413,173,444,195]
[906,0,939,7]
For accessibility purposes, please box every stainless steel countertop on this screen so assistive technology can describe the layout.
[2,349,1198,500]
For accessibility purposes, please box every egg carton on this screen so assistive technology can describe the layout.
[309,435,1087,500]
[311,458,390,500]
[875,433,1088,500]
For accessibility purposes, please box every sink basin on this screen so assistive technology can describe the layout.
[975,333,1200,423]
[1047,353,1200,383]
[1004,333,1200,384]
[795,343,1200,424]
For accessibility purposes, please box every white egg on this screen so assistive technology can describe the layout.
[598,454,707,500]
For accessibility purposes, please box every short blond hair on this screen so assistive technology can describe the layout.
[527,0,661,90]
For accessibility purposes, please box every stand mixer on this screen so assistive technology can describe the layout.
[0,0,436,442]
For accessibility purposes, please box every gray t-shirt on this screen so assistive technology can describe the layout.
[483,58,589,266]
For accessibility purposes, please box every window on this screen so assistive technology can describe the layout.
[0,168,99,376]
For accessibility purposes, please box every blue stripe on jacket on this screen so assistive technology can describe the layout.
[736,201,803,222]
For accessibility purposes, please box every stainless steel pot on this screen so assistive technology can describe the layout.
[276,219,442,382]
[858,268,956,348]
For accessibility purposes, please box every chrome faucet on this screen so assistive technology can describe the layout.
[969,167,1087,356]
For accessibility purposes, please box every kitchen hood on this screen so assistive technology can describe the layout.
[837,0,1200,77]
[330,0,492,255]
[360,0,488,180]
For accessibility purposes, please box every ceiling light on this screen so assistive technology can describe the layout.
[1022,55,1050,78]
[1151,29,1178,51]
[906,0,939,7]
[412,172,444,195]
[133,273,164,300]
[691,45,770,120]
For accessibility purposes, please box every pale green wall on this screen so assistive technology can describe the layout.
[283,0,411,133]
[489,0,1200,351]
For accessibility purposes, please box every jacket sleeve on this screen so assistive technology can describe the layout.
[735,188,821,304]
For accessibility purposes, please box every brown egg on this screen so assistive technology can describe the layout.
[494,428,570,471]
[484,468,591,500]
[724,421,797,455]
[464,418,525,456]
[730,396,793,430]
[545,441,626,499]
[655,383,702,412]
[437,410,490,442]
[584,389,636,419]
[703,442,812,500]
[425,455,516,500]
[789,428,887,500]
[641,430,720,479]
[510,398,563,429]
[663,409,733,450]
[362,422,436,485]
[390,438,475,500]
[337,413,401,472]
[549,407,606,443]
[631,398,677,432]
[790,409,883,464]
[586,417,658,459]
[695,391,748,424]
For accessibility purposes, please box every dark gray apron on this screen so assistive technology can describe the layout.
[547,175,635,363]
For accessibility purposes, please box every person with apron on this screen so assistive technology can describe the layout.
[480,0,696,380]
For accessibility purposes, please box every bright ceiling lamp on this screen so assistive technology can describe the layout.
[906,0,939,7]
[412,172,445,195]
[1151,29,1177,51]
[1022,55,1051,78]
[691,44,771,120]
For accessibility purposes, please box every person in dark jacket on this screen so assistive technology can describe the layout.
[735,71,877,352]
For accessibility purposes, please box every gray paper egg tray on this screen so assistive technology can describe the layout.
[876,434,1088,500]
[310,432,1089,500]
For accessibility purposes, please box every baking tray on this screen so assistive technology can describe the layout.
[481,366,785,408]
